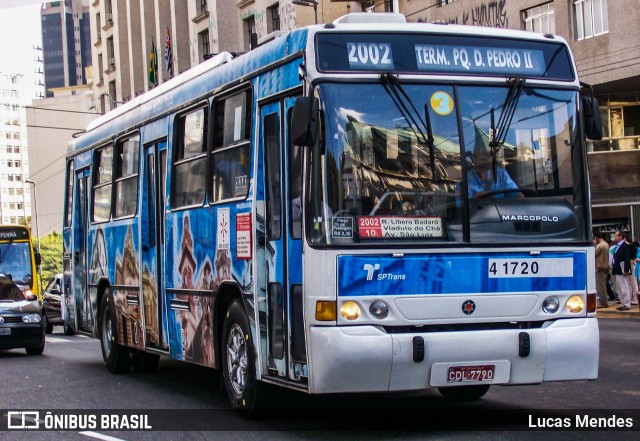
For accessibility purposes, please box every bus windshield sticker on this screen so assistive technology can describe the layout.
[236,213,252,260]
[331,217,354,239]
[430,91,454,116]
[234,175,248,196]
[358,216,443,239]
[415,45,545,76]
[347,42,394,70]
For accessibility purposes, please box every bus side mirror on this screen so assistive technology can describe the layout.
[582,95,602,141]
[35,251,42,267]
[291,96,319,147]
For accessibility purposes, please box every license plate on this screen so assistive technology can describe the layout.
[488,258,573,278]
[447,364,495,383]
[0,328,11,336]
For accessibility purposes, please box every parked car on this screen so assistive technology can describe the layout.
[43,274,62,334]
[0,274,45,355]
[43,273,73,335]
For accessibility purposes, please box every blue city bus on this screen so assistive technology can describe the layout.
[64,13,602,411]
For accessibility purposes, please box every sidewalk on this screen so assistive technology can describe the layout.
[596,302,640,319]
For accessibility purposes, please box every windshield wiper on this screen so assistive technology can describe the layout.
[489,77,524,181]
[380,73,436,176]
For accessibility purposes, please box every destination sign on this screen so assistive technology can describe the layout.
[316,33,574,80]
[0,227,29,241]
[358,216,444,239]
[414,45,546,76]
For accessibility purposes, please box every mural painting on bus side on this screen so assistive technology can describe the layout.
[173,213,231,368]
[114,226,144,350]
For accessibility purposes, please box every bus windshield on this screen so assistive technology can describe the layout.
[309,82,585,245]
[0,242,34,288]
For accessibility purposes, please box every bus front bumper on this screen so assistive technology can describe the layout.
[307,317,599,394]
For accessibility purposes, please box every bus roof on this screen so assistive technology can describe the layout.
[69,13,574,155]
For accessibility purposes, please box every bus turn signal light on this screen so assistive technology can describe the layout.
[316,301,337,321]
[586,293,596,313]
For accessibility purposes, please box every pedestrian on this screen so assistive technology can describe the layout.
[593,231,609,308]
[611,230,632,311]
[627,236,639,305]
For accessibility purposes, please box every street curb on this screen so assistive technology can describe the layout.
[595,306,640,319]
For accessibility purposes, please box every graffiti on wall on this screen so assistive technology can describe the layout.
[418,0,509,29]
[464,0,508,28]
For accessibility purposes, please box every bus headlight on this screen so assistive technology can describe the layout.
[369,301,389,319]
[542,296,560,314]
[566,295,584,313]
[22,314,41,323]
[340,301,360,320]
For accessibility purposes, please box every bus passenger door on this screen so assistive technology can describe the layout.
[259,96,305,381]
[141,142,168,350]
[73,168,90,332]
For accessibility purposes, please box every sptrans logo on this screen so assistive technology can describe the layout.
[362,264,406,281]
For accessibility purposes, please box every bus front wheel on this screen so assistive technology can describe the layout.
[437,385,490,402]
[100,289,131,373]
[221,299,262,414]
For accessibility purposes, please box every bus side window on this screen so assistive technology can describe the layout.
[172,106,207,208]
[211,89,252,202]
[288,107,303,239]
[92,145,113,223]
[114,134,140,218]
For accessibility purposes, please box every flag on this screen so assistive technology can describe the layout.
[165,28,173,78]
[148,39,158,86]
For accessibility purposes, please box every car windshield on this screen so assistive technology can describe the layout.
[309,82,585,245]
[0,242,34,287]
[0,278,28,302]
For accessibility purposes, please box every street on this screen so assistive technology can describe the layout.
[0,317,638,440]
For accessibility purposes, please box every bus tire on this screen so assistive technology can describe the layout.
[437,385,490,402]
[132,350,160,373]
[100,289,131,373]
[222,299,262,414]
[63,320,75,336]
[43,314,54,334]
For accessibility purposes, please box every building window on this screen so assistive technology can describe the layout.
[106,0,113,23]
[523,3,555,34]
[574,0,608,40]
[268,3,280,33]
[243,15,256,51]
[590,104,640,151]
[200,0,208,15]
[439,0,456,6]
[107,37,115,68]
[198,30,210,61]
[96,12,101,41]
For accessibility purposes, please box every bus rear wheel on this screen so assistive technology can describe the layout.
[100,289,131,373]
[222,299,262,414]
[437,385,491,402]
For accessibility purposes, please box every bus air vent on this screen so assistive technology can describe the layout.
[514,221,541,233]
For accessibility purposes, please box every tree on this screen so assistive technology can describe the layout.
[36,231,63,284]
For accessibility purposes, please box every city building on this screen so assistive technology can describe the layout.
[40,0,93,97]
[25,74,99,235]
[0,73,31,226]
[89,0,351,113]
